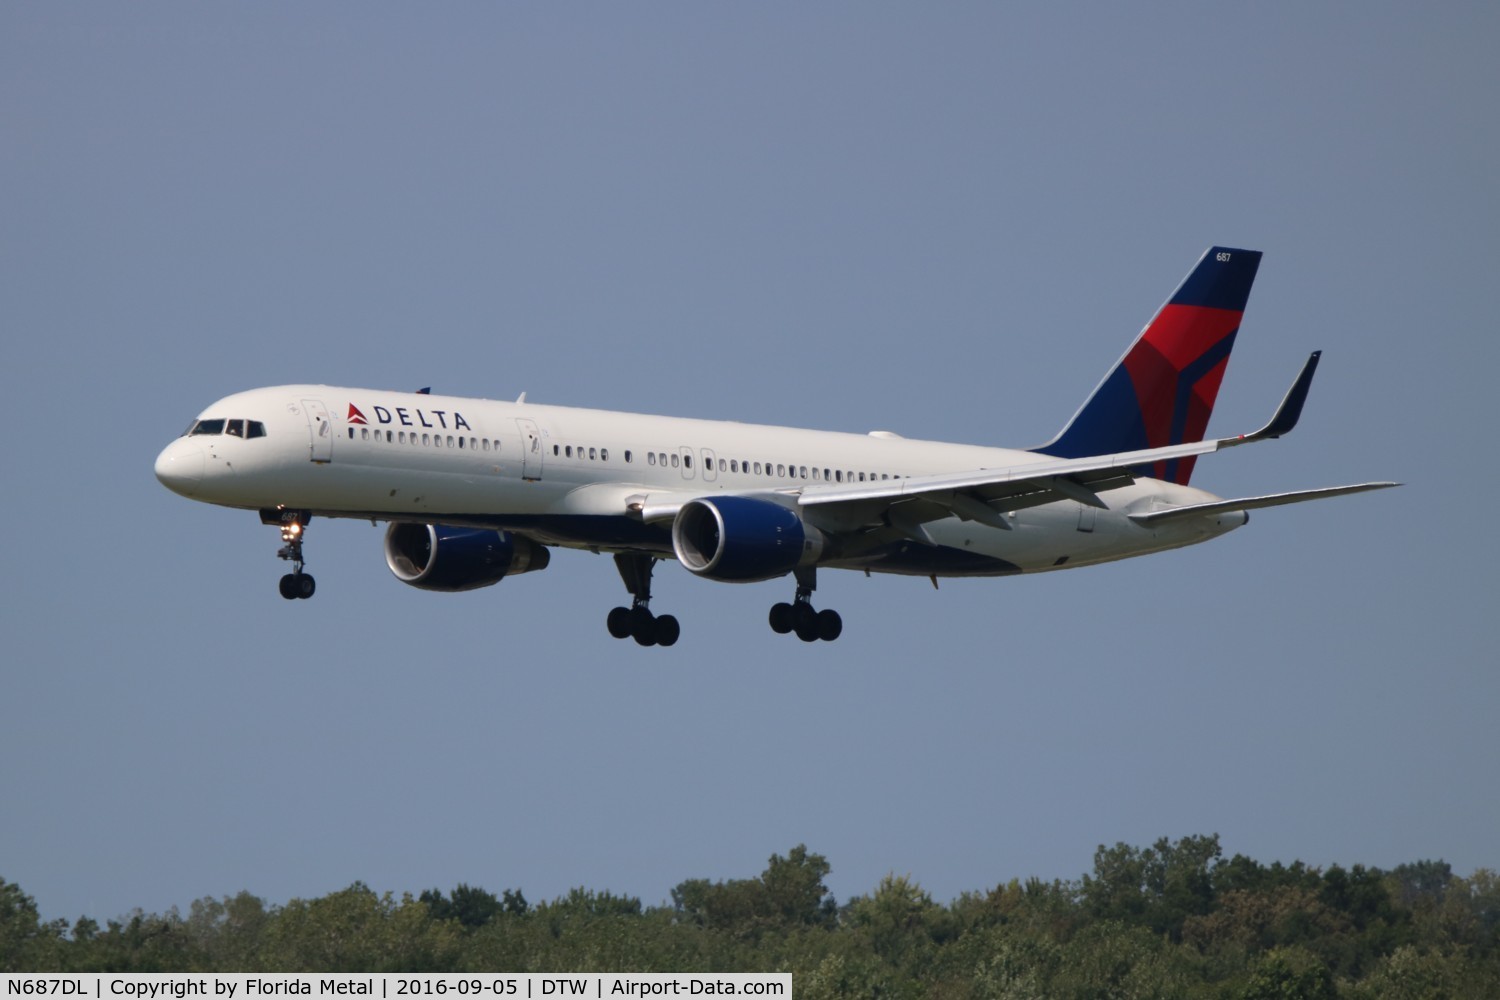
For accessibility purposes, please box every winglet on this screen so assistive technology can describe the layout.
[1228,351,1320,447]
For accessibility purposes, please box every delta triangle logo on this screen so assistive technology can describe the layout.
[347,403,368,425]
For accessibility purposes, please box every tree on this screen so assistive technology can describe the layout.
[0,878,65,971]
[419,884,506,929]
[1240,947,1336,1000]
[845,874,945,967]
[670,845,835,940]
[761,845,836,927]
[1080,834,1223,940]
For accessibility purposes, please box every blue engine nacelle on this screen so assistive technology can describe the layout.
[384,523,550,592]
[672,496,824,583]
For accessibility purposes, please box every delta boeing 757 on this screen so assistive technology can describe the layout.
[155,247,1395,646]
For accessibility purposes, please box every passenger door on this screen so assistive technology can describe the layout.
[302,399,332,463]
[516,418,543,481]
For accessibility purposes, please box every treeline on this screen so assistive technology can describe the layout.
[4,837,1499,998]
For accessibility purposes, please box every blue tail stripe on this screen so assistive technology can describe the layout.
[1170,247,1262,311]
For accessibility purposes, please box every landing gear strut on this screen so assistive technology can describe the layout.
[607,553,680,647]
[264,508,315,600]
[769,567,841,642]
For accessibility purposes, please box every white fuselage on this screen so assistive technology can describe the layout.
[154,384,1244,579]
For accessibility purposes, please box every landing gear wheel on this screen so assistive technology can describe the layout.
[654,614,680,648]
[795,620,820,643]
[816,609,843,642]
[607,607,633,639]
[279,574,298,600]
[630,606,658,646]
[296,574,316,599]
[792,602,817,633]
[769,603,795,634]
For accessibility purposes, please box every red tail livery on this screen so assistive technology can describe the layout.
[1040,246,1262,484]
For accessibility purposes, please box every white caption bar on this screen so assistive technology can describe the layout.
[3,976,790,1000]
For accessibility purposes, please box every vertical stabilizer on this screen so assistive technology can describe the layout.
[1038,246,1262,484]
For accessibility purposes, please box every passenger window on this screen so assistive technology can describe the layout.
[247,421,265,439]
[553,445,560,456]
[800,466,808,479]
[730,460,738,473]
[447,435,455,447]
[754,462,762,475]
[590,447,597,460]
[659,452,667,466]
[718,458,726,472]
[671,454,679,468]
[361,428,369,440]
[423,433,431,445]
[565,445,573,457]
[776,464,785,476]
[684,454,692,469]
[648,452,656,466]
[858,472,866,481]
[624,450,632,462]
[457,437,464,448]
[348,428,355,439]
[601,448,609,461]
[835,471,843,482]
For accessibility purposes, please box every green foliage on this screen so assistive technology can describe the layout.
[671,844,836,941]
[1081,833,1223,940]
[4,837,1498,992]
[0,878,66,971]
[1240,946,1336,1000]
[419,884,513,929]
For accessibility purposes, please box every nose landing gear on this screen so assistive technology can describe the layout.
[607,553,680,647]
[263,508,315,600]
[769,568,842,642]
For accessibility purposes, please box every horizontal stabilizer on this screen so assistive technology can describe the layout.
[1129,482,1400,525]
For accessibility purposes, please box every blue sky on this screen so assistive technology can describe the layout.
[3,3,1496,925]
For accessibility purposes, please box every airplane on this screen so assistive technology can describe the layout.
[155,246,1396,646]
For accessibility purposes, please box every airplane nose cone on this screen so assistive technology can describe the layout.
[155,439,204,496]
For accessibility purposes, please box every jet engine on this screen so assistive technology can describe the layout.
[672,496,824,583]
[384,523,550,592]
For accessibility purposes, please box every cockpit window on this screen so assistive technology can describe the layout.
[186,418,266,438]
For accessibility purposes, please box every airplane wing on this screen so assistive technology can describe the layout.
[793,351,1346,542]
[628,352,1394,545]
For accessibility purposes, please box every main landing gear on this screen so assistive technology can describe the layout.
[265,509,315,600]
[606,553,680,647]
[769,567,842,642]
